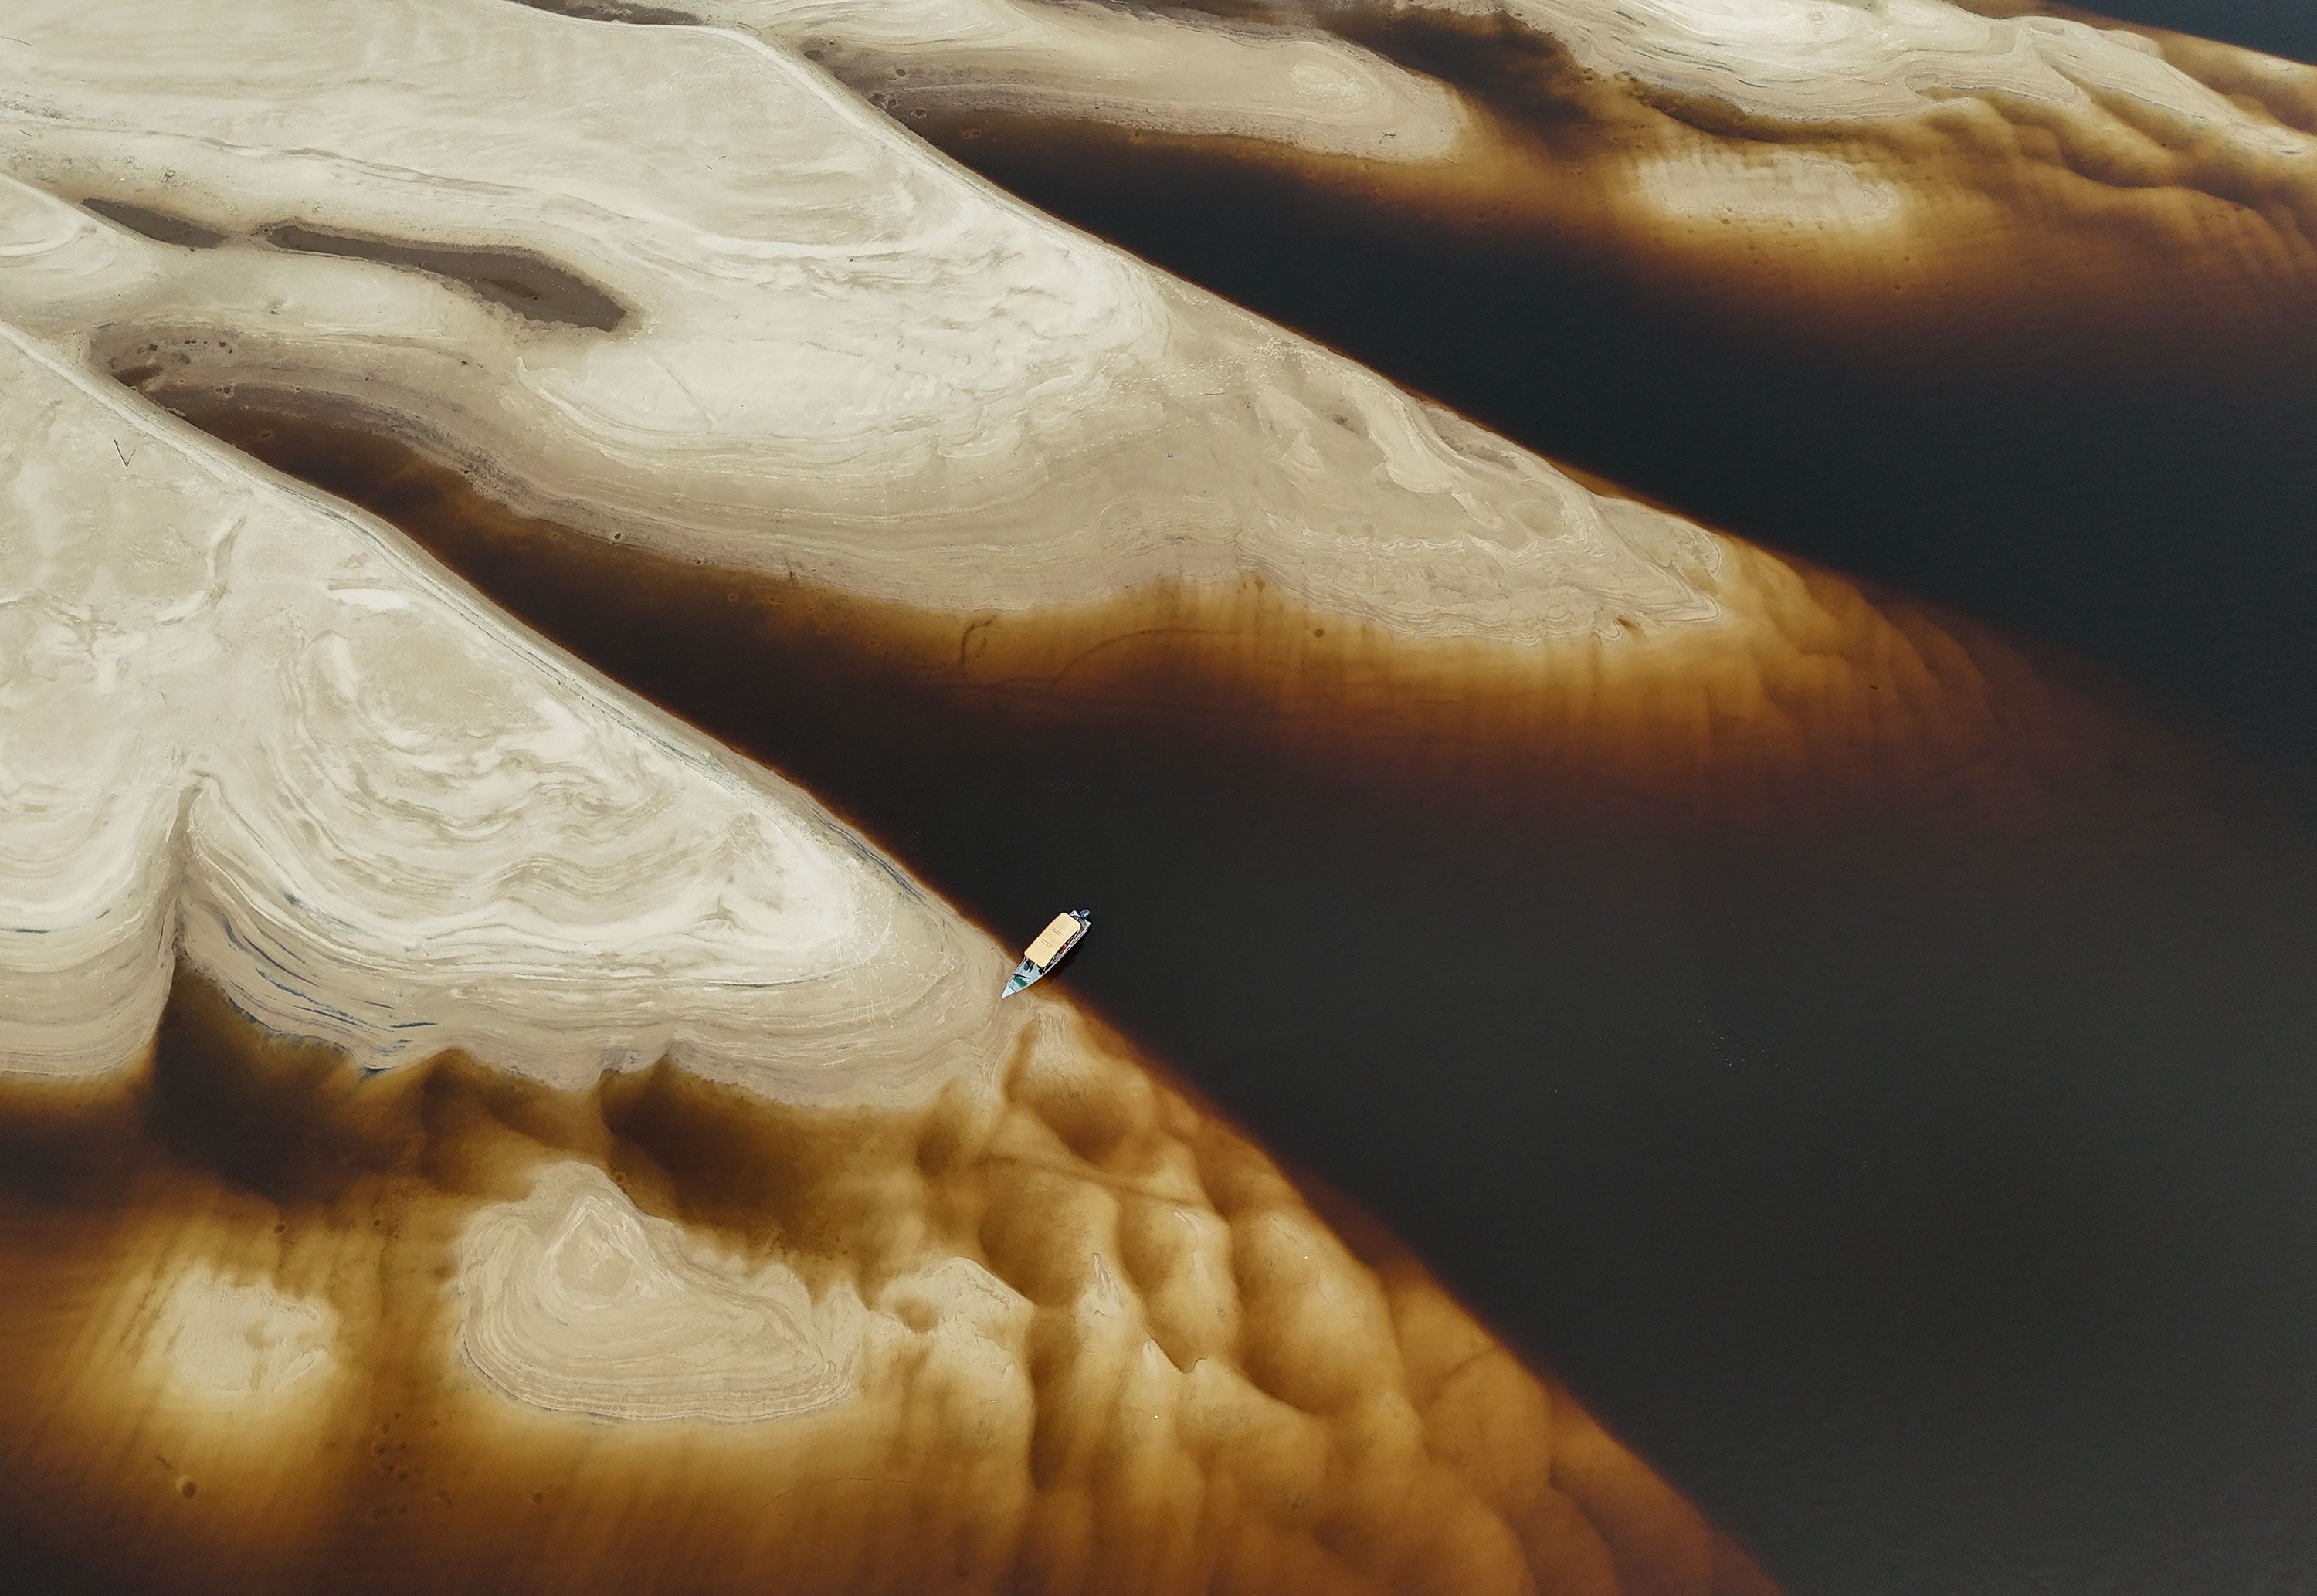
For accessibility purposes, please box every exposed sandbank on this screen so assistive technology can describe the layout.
[0,8,1792,1589]
[647,0,2317,341]
[0,0,1725,646]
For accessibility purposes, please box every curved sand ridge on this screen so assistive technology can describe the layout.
[0,0,1724,647]
[0,0,2112,815]
[1488,0,2311,127]
[1492,0,2317,249]
[629,0,2317,347]
[0,286,987,1083]
[0,317,1779,1588]
[535,0,1469,158]
[0,190,1778,1593]
[573,0,2317,222]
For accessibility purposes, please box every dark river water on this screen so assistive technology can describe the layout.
[2095,0,2317,58]
[899,30,2317,1586]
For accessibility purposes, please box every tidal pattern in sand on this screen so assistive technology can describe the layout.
[4,4,2317,1596]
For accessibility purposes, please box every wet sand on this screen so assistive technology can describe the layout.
[2,972,1781,1595]
[0,302,1783,1596]
[7,4,2317,1591]
[142,395,2317,1596]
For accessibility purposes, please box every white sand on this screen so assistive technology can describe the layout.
[0,293,993,1086]
[0,0,1728,646]
[614,0,2317,247]
[662,0,1467,159]
[457,1163,863,1421]
[141,1262,338,1402]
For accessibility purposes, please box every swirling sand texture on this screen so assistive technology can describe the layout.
[741,0,2317,342]
[0,7,1780,1583]
[0,0,1725,642]
[5,0,2268,1591]
[456,1162,862,1423]
[0,0,2132,830]
[0,312,982,1086]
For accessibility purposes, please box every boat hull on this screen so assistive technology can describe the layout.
[1002,909,1091,997]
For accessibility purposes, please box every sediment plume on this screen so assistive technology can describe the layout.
[0,973,1780,1595]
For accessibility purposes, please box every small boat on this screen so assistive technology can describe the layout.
[1002,909,1091,997]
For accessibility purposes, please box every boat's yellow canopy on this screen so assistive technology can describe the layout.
[1023,912,1083,968]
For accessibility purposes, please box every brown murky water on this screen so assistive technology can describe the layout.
[0,979,1203,1591]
